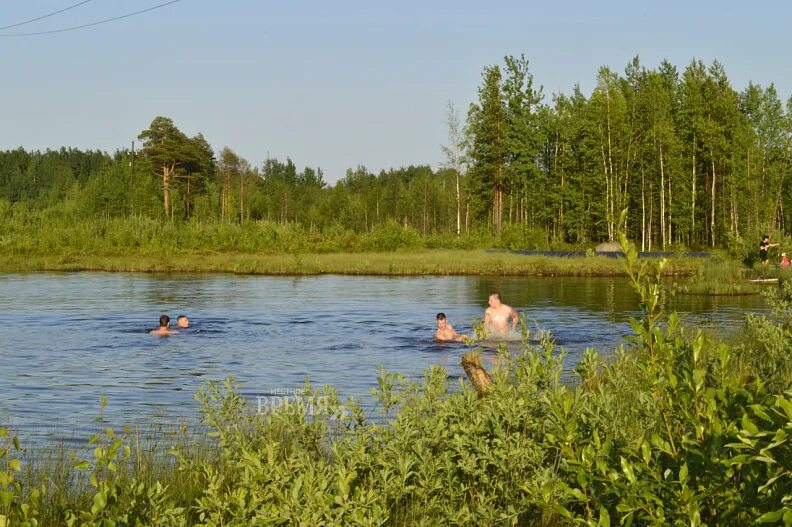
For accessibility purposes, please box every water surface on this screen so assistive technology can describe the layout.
[0,273,766,443]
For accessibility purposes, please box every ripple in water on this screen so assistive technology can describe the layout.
[0,273,766,444]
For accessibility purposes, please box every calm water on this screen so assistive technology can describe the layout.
[0,273,767,444]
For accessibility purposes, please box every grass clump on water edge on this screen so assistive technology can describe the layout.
[673,254,764,295]
[3,233,791,525]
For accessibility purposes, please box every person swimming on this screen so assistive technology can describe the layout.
[434,312,467,342]
[149,314,179,335]
[176,315,190,329]
[483,293,519,338]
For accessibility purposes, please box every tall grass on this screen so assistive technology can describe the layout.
[0,206,711,276]
[0,212,492,256]
[675,255,762,295]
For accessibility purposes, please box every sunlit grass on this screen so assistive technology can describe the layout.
[674,256,769,295]
[0,250,705,276]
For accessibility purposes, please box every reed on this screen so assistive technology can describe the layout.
[675,256,765,295]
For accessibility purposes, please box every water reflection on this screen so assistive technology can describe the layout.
[0,273,766,444]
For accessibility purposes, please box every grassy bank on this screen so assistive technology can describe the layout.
[674,256,765,295]
[0,250,705,276]
[3,246,790,525]
[0,212,717,277]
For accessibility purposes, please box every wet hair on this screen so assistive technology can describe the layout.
[177,315,188,322]
[159,314,170,328]
[489,292,502,301]
[436,312,447,321]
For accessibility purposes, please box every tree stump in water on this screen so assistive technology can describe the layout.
[461,352,493,395]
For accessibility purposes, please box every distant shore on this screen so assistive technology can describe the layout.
[0,250,704,276]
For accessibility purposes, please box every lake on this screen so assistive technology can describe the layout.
[0,273,767,444]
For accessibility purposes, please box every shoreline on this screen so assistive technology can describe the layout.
[0,250,703,276]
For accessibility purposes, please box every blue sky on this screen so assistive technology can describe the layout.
[2,0,790,182]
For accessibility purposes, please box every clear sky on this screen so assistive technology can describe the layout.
[2,0,791,182]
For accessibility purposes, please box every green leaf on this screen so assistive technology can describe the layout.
[0,491,12,507]
[598,506,611,527]
[750,404,773,423]
[690,509,701,527]
[692,368,706,389]
[775,397,792,420]
[620,457,636,484]
[678,463,688,484]
[641,441,651,464]
[91,490,107,514]
[571,488,586,501]
[756,510,785,523]
[741,414,759,435]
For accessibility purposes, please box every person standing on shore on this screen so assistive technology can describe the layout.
[759,235,779,267]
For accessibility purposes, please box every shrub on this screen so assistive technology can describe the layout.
[361,221,424,251]
[499,223,549,250]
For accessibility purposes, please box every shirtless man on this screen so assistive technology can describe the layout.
[434,313,467,342]
[150,315,179,335]
[484,293,519,336]
[176,315,190,329]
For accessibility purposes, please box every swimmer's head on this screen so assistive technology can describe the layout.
[436,312,447,328]
[159,314,170,328]
[488,292,502,307]
[176,315,189,328]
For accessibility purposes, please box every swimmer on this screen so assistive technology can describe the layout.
[434,312,467,342]
[176,315,190,329]
[150,315,179,336]
[484,293,519,337]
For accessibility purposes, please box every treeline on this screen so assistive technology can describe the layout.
[466,55,792,249]
[1,55,791,250]
[0,144,468,241]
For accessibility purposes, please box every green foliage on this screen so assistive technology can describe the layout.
[361,221,422,251]
[63,429,186,527]
[736,280,792,393]
[676,254,760,295]
[0,428,43,527]
[548,226,792,525]
[499,223,549,250]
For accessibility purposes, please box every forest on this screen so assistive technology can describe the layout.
[2,55,791,252]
